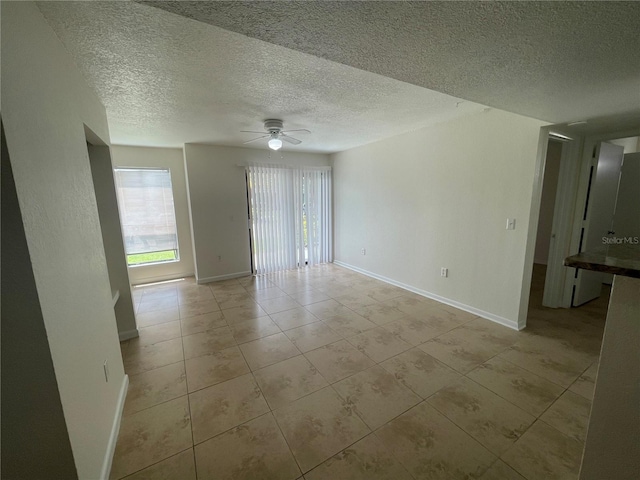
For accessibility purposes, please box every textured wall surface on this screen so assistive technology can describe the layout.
[2,3,125,477]
[1,121,79,480]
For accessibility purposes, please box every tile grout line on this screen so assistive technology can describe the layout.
[122,266,598,479]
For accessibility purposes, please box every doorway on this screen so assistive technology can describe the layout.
[521,128,639,328]
[571,141,624,306]
[245,165,332,275]
[530,139,564,307]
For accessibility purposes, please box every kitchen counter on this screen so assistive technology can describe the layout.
[565,243,640,479]
[564,243,640,278]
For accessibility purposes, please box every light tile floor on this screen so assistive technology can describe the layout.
[112,264,608,479]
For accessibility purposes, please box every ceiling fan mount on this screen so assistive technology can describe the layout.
[241,119,310,150]
[263,119,284,133]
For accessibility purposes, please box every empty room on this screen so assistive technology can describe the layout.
[2,2,639,480]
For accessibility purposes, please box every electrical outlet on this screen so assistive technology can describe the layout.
[103,360,109,382]
[506,218,516,230]
[361,248,366,255]
[441,267,448,278]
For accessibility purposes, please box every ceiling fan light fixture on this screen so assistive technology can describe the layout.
[268,137,283,150]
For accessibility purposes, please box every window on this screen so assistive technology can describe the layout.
[114,167,179,266]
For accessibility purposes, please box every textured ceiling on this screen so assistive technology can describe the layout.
[38,1,639,151]
[140,0,640,125]
[37,1,487,152]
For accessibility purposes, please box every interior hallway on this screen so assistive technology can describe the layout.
[113,263,608,479]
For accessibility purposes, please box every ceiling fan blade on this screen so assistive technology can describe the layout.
[243,135,269,144]
[281,134,302,145]
[281,129,311,135]
[240,130,268,134]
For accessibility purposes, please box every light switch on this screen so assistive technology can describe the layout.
[506,218,516,230]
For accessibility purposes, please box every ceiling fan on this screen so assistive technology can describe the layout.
[241,119,310,150]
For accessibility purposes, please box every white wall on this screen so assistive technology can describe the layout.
[2,3,126,478]
[580,275,640,480]
[332,109,545,328]
[111,146,195,285]
[614,153,640,239]
[534,140,563,264]
[608,136,640,154]
[183,144,330,283]
[89,145,138,340]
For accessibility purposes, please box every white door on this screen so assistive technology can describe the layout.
[573,142,624,306]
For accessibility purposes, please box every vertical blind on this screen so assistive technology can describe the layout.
[114,168,179,257]
[247,165,332,274]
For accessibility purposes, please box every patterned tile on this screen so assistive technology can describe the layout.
[568,362,599,400]
[229,316,281,344]
[258,296,300,314]
[467,357,564,417]
[304,340,376,384]
[222,304,268,324]
[324,311,377,337]
[182,326,236,359]
[131,322,182,347]
[419,326,511,374]
[116,265,606,480]
[351,303,406,326]
[194,413,300,480]
[184,346,249,392]
[180,311,226,336]
[426,377,536,455]
[189,373,269,444]
[479,460,525,480]
[501,420,583,480]
[380,348,461,399]
[119,449,195,480]
[498,339,592,388]
[136,307,180,328]
[124,362,187,416]
[270,307,319,331]
[376,402,495,479]
[304,433,412,480]
[239,332,301,370]
[123,338,184,376]
[284,322,342,353]
[179,299,220,318]
[540,390,592,442]
[273,387,370,473]
[111,397,192,479]
[253,355,329,410]
[382,315,444,346]
[333,365,421,430]
[347,327,412,363]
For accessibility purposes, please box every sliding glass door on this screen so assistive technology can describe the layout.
[247,165,332,274]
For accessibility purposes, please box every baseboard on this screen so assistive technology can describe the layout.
[100,374,129,480]
[131,271,195,286]
[197,271,252,284]
[118,328,139,341]
[334,261,520,331]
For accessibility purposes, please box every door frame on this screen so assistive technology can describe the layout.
[564,128,639,306]
[541,131,584,308]
[518,125,638,328]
